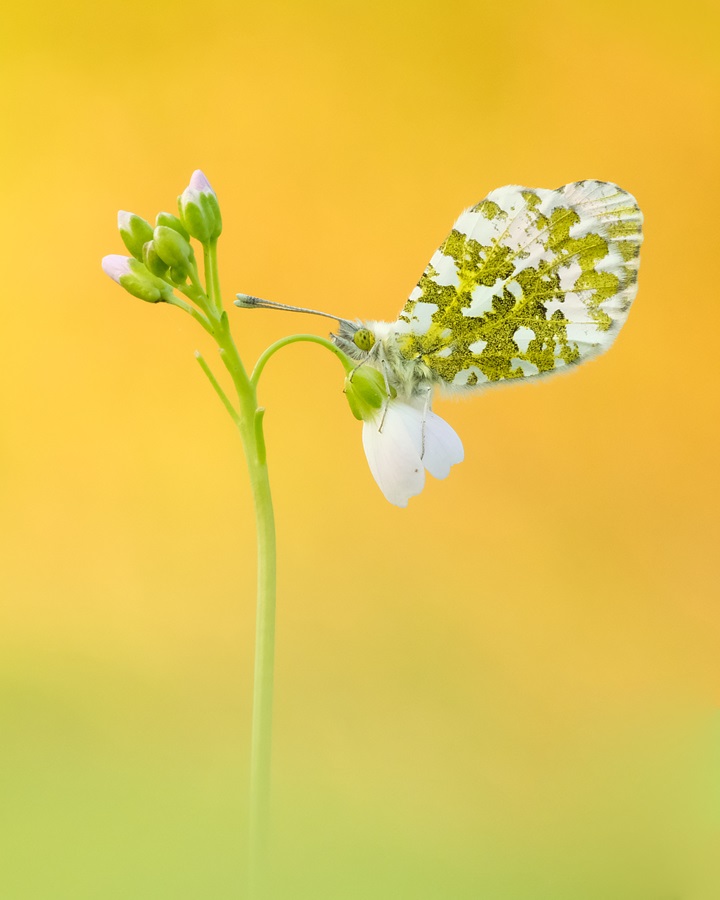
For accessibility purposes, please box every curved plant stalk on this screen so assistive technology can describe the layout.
[194,272,350,897]
[103,176,354,899]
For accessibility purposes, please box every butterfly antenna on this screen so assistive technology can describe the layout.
[235,293,353,326]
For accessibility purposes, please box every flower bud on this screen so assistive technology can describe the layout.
[344,366,387,421]
[102,255,173,303]
[142,240,170,278]
[156,211,190,241]
[153,225,194,275]
[178,170,222,243]
[118,211,154,261]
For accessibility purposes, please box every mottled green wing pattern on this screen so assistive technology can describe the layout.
[395,181,643,389]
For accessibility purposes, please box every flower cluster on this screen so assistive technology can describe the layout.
[102,170,221,305]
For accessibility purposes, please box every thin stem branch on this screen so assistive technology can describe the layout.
[177,280,211,313]
[194,351,240,425]
[251,333,352,386]
[166,294,215,336]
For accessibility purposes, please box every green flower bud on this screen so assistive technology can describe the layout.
[156,211,190,241]
[178,170,222,243]
[153,225,194,274]
[142,240,170,278]
[168,267,188,284]
[102,255,174,303]
[118,211,154,261]
[344,366,387,421]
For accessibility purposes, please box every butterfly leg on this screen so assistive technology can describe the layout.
[345,341,379,383]
[420,387,431,459]
[377,355,393,433]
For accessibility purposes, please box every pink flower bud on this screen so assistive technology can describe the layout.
[102,254,133,284]
[188,170,215,194]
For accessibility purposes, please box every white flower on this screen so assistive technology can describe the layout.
[361,400,464,507]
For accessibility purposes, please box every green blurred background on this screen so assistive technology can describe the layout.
[1,0,719,896]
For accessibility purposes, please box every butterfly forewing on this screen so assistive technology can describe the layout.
[395,181,643,389]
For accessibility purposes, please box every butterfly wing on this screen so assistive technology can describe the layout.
[395,181,643,389]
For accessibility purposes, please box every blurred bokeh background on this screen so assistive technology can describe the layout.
[1,0,719,897]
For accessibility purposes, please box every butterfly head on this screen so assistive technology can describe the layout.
[332,319,377,361]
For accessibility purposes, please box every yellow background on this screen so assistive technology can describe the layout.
[1,0,719,897]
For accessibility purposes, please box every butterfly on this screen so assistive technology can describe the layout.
[236,181,643,505]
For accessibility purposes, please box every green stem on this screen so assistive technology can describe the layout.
[177,281,210,313]
[204,239,223,316]
[166,295,215,336]
[244,429,275,898]
[188,257,205,297]
[251,333,352,386]
[197,257,353,898]
[194,351,240,425]
[201,243,276,898]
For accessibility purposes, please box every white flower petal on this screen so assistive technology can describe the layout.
[362,403,425,507]
[189,169,214,194]
[421,411,464,480]
[101,254,132,283]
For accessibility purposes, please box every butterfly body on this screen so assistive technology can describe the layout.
[333,180,643,403]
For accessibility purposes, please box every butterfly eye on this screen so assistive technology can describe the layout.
[353,328,375,352]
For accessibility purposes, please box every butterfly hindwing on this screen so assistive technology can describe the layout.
[395,181,643,389]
